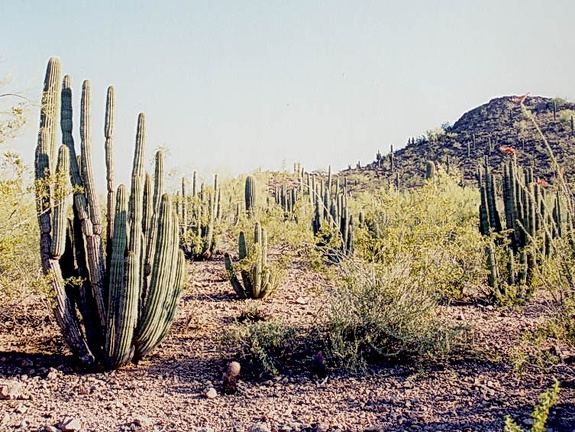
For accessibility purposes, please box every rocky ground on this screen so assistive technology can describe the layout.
[1,252,575,432]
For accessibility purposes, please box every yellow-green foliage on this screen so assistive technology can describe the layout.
[0,154,46,299]
[326,258,467,370]
[351,172,485,298]
[504,378,560,432]
[0,93,45,299]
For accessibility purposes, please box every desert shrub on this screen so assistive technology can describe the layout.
[221,317,303,377]
[325,258,467,371]
[351,172,485,299]
[0,93,46,300]
[0,155,45,299]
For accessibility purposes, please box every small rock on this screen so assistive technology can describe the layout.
[132,415,153,427]
[364,426,385,432]
[523,418,534,426]
[248,423,271,432]
[46,368,59,380]
[295,296,308,304]
[14,403,27,414]
[314,422,330,432]
[0,380,24,400]
[59,417,82,432]
[44,426,60,432]
[205,387,218,399]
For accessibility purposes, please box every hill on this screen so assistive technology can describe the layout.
[351,95,575,186]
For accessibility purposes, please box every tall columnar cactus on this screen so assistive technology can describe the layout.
[224,222,278,299]
[310,172,354,256]
[425,160,436,180]
[34,57,185,370]
[245,175,256,217]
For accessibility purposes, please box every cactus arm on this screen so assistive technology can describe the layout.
[132,113,146,179]
[50,145,70,259]
[225,253,246,298]
[153,150,164,213]
[40,57,61,176]
[80,80,103,235]
[105,86,116,250]
[134,194,177,358]
[105,184,128,366]
[154,249,186,345]
[35,128,52,234]
[77,80,108,330]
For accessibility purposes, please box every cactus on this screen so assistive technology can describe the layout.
[180,174,218,260]
[245,175,256,216]
[425,160,436,180]
[34,57,185,370]
[224,222,278,299]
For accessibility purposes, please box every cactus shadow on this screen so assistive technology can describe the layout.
[0,350,69,378]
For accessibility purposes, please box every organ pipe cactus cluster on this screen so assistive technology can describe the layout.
[477,154,565,300]
[275,183,300,221]
[224,222,278,299]
[34,57,185,370]
[310,168,354,256]
[179,173,220,260]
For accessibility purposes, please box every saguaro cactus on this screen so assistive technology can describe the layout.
[34,57,185,370]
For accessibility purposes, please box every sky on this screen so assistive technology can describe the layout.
[2,0,575,187]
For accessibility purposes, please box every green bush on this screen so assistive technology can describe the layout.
[351,172,485,299]
[221,317,300,377]
[0,155,45,299]
[325,258,467,370]
[0,92,46,300]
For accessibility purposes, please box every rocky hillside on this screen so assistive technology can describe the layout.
[353,95,575,186]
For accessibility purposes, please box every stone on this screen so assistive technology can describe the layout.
[132,415,153,427]
[44,426,60,432]
[248,424,271,432]
[295,296,308,304]
[522,418,534,426]
[0,380,23,400]
[314,422,330,432]
[59,417,82,431]
[205,387,218,399]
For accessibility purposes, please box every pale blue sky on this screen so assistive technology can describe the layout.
[2,0,575,186]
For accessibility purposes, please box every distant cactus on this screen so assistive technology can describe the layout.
[425,160,436,180]
[245,175,256,217]
[34,57,185,370]
[180,173,219,260]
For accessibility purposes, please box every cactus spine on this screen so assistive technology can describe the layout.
[34,57,185,370]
